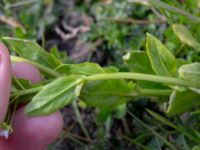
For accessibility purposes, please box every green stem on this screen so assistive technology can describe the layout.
[128,112,177,150]
[123,135,150,150]
[72,100,91,139]
[10,86,44,103]
[84,72,200,88]
[9,0,37,8]
[148,0,200,23]
[11,56,60,77]
[9,101,18,125]
[139,89,172,96]
[11,87,171,102]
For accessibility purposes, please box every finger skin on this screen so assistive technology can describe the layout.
[0,108,63,150]
[12,62,42,84]
[0,43,11,123]
[0,62,63,150]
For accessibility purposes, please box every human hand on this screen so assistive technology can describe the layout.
[0,43,63,150]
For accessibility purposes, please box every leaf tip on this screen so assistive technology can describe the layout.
[146,32,153,38]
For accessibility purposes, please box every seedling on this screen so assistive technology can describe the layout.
[1,33,199,117]
[0,33,200,145]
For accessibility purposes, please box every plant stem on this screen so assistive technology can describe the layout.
[11,87,171,102]
[9,0,38,8]
[11,56,60,77]
[128,112,177,150]
[148,0,200,23]
[104,17,166,25]
[123,135,150,150]
[72,100,91,140]
[139,89,172,96]
[9,101,18,125]
[11,86,44,101]
[84,72,200,88]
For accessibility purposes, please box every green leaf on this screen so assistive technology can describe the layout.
[3,37,61,69]
[50,46,68,63]
[172,24,200,50]
[97,108,112,123]
[55,62,105,75]
[176,58,188,68]
[178,62,200,83]
[25,76,83,116]
[80,80,136,110]
[50,46,62,59]
[103,66,119,73]
[189,88,200,95]
[123,51,154,74]
[167,89,200,116]
[115,104,127,119]
[123,51,166,89]
[146,33,177,76]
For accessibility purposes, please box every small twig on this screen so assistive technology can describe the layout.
[9,101,18,127]
[128,0,167,21]
[70,43,94,60]
[66,133,85,146]
[70,39,103,60]
[122,134,149,150]
[63,123,76,133]
[103,17,166,25]
[55,22,90,41]
[62,22,75,32]
[9,0,37,8]
[54,123,76,145]
[176,43,185,55]
[70,133,95,143]
[151,7,167,21]
[0,15,25,31]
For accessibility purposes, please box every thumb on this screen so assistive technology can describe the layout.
[0,43,11,123]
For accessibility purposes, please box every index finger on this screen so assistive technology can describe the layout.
[0,43,11,123]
